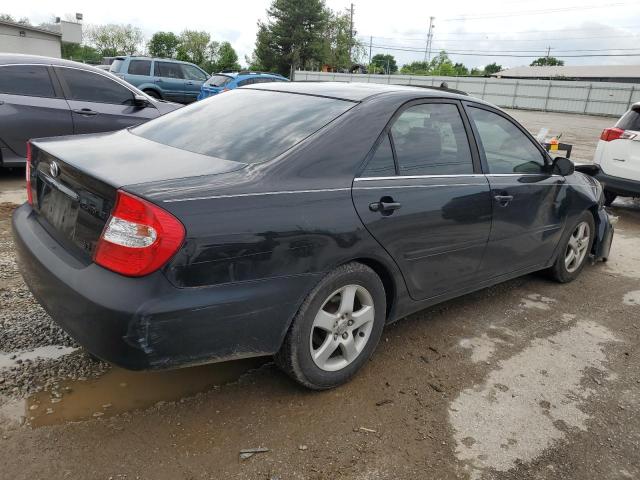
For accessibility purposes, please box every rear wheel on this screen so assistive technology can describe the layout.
[275,263,386,390]
[144,89,161,99]
[548,212,595,283]
[603,190,617,207]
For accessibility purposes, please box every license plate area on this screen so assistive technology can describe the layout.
[38,173,80,241]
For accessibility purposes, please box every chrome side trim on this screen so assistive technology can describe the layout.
[163,187,351,203]
[354,174,486,181]
[354,184,487,190]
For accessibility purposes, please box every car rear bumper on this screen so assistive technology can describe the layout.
[595,170,640,197]
[12,204,319,370]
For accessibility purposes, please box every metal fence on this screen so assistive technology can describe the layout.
[294,71,640,118]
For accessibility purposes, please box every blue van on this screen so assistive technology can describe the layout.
[198,71,288,100]
[110,56,209,104]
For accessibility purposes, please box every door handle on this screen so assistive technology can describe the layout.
[154,78,162,83]
[186,81,194,85]
[72,108,98,116]
[369,200,402,213]
[494,194,514,207]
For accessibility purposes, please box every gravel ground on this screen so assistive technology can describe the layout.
[0,110,638,480]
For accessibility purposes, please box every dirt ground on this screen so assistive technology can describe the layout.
[1,110,639,480]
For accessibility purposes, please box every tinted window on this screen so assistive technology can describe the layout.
[468,107,545,174]
[237,78,254,87]
[617,108,640,131]
[109,58,125,73]
[182,64,208,81]
[0,65,55,97]
[58,68,133,105]
[391,103,473,175]
[128,60,151,76]
[362,134,396,177]
[156,62,184,79]
[206,75,232,87]
[132,89,354,164]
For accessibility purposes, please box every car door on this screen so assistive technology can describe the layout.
[55,67,159,135]
[352,100,492,301]
[181,64,208,103]
[153,61,186,103]
[465,103,567,278]
[0,64,73,163]
[123,59,153,90]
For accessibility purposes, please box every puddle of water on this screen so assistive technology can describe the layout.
[0,346,78,369]
[11,358,266,428]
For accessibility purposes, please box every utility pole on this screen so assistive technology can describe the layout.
[546,46,551,58]
[368,35,372,65]
[349,3,354,63]
[424,16,435,63]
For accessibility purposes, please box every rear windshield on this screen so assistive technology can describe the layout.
[617,108,640,131]
[109,58,125,73]
[131,89,355,164]
[206,75,233,87]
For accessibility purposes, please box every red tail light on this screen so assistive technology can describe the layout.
[600,127,636,142]
[94,190,185,277]
[26,142,33,205]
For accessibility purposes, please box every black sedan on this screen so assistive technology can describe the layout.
[0,54,181,168]
[13,82,614,389]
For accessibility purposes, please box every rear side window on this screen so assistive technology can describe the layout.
[467,107,545,174]
[617,108,640,131]
[156,62,184,79]
[109,58,125,73]
[391,103,474,176]
[362,134,396,177]
[132,89,354,164]
[237,78,254,87]
[128,60,151,76]
[0,65,55,97]
[182,64,208,81]
[58,68,134,105]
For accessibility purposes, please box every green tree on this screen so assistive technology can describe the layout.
[483,62,503,75]
[176,30,212,66]
[400,61,430,75]
[148,31,179,58]
[215,41,241,71]
[61,43,102,63]
[453,62,469,76]
[86,24,143,57]
[530,56,564,66]
[251,0,328,77]
[370,53,397,74]
[319,8,366,71]
[0,13,30,24]
[470,67,483,76]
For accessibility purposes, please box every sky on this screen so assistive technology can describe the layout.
[6,0,640,70]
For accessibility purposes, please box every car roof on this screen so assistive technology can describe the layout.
[0,53,105,70]
[249,81,473,102]
[115,56,202,67]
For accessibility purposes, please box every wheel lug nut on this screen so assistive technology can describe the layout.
[342,332,349,339]
[347,320,353,326]
[333,334,338,340]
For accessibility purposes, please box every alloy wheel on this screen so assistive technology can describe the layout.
[564,221,591,273]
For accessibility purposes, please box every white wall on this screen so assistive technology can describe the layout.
[295,71,640,118]
[0,24,61,58]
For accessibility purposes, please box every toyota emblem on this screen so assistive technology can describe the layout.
[49,161,60,178]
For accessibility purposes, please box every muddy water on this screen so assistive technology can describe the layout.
[19,358,267,428]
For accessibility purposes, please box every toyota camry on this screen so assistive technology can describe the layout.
[13,82,614,389]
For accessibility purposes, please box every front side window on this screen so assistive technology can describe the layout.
[390,103,474,176]
[156,62,184,79]
[362,134,396,177]
[467,107,546,174]
[132,89,354,164]
[0,65,55,97]
[128,60,151,76]
[58,68,133,105]
[182,64,208,81]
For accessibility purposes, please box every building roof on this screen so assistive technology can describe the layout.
[0,19,62,37]
[492,65,640,79]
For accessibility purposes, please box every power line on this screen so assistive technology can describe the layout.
[442,2,634,21]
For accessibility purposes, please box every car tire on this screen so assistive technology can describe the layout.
[548,212,595,283]
[603,190,617,207]
[275,262,386,390]
[144,90,161,99]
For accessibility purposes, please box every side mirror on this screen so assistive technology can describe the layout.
[552,157,575,176]
[133,94,150,107]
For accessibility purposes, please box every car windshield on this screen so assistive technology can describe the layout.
[109,59,125,73]
[131,89,355,164]
[206,75,233,87]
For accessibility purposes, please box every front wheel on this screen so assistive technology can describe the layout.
[548,212,595,283]
[275,263,386,390]
[144,89,161,99]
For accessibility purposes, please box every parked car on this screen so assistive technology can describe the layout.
[109,56,210,104]
[592,102,640,205]
[13,82,613,390]
[197,71,288,100]
[0,54,182,168]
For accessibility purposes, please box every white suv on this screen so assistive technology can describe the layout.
[593,103,640,205]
